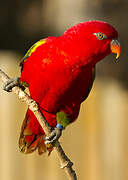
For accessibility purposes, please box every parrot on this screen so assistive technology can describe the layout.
[3,20,121,155]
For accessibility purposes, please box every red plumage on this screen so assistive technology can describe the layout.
[19,20,120,154]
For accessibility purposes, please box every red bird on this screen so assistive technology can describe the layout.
[4,20,121,154]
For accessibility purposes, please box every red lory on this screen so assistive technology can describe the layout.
[4,20,121,154]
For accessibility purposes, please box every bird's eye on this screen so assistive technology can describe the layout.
[93,32,107,40]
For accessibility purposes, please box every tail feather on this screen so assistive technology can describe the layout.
[19,109,47,154]
[38,136,47,155]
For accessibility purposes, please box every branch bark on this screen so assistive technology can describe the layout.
[0,68,77,180]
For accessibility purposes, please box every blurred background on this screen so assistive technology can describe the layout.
[0,0,128,180]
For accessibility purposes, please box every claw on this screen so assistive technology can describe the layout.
[45,127,62,145]
[3,77,25,92]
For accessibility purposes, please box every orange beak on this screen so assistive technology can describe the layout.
[110,39,121,59]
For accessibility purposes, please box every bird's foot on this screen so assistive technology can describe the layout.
[3,77,25,92]
[45,124,63,146]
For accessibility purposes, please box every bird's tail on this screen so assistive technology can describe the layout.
[19,109,47,155]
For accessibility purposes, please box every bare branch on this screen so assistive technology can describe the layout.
[0,68,77,180]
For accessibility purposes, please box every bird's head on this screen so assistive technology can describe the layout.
[63,20,121,64]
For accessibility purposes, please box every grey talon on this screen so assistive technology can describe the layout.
[45,127,62,145]
[3,77,25,92]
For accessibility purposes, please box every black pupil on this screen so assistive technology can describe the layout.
[99,34,103,38]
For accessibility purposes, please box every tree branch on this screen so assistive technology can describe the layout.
[0,68,77,180]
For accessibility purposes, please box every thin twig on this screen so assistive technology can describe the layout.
[0,68,77,180]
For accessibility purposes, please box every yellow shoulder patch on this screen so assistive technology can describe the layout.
[24,39,46,59]
[20,39,46,72]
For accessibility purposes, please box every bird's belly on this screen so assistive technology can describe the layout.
[28,65,93,114]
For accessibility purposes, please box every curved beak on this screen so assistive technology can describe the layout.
[110,39,121,59]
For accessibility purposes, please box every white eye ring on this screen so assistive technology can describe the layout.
[93,32,107,40]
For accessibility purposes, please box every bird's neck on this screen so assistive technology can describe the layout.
[59,35,98,67]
